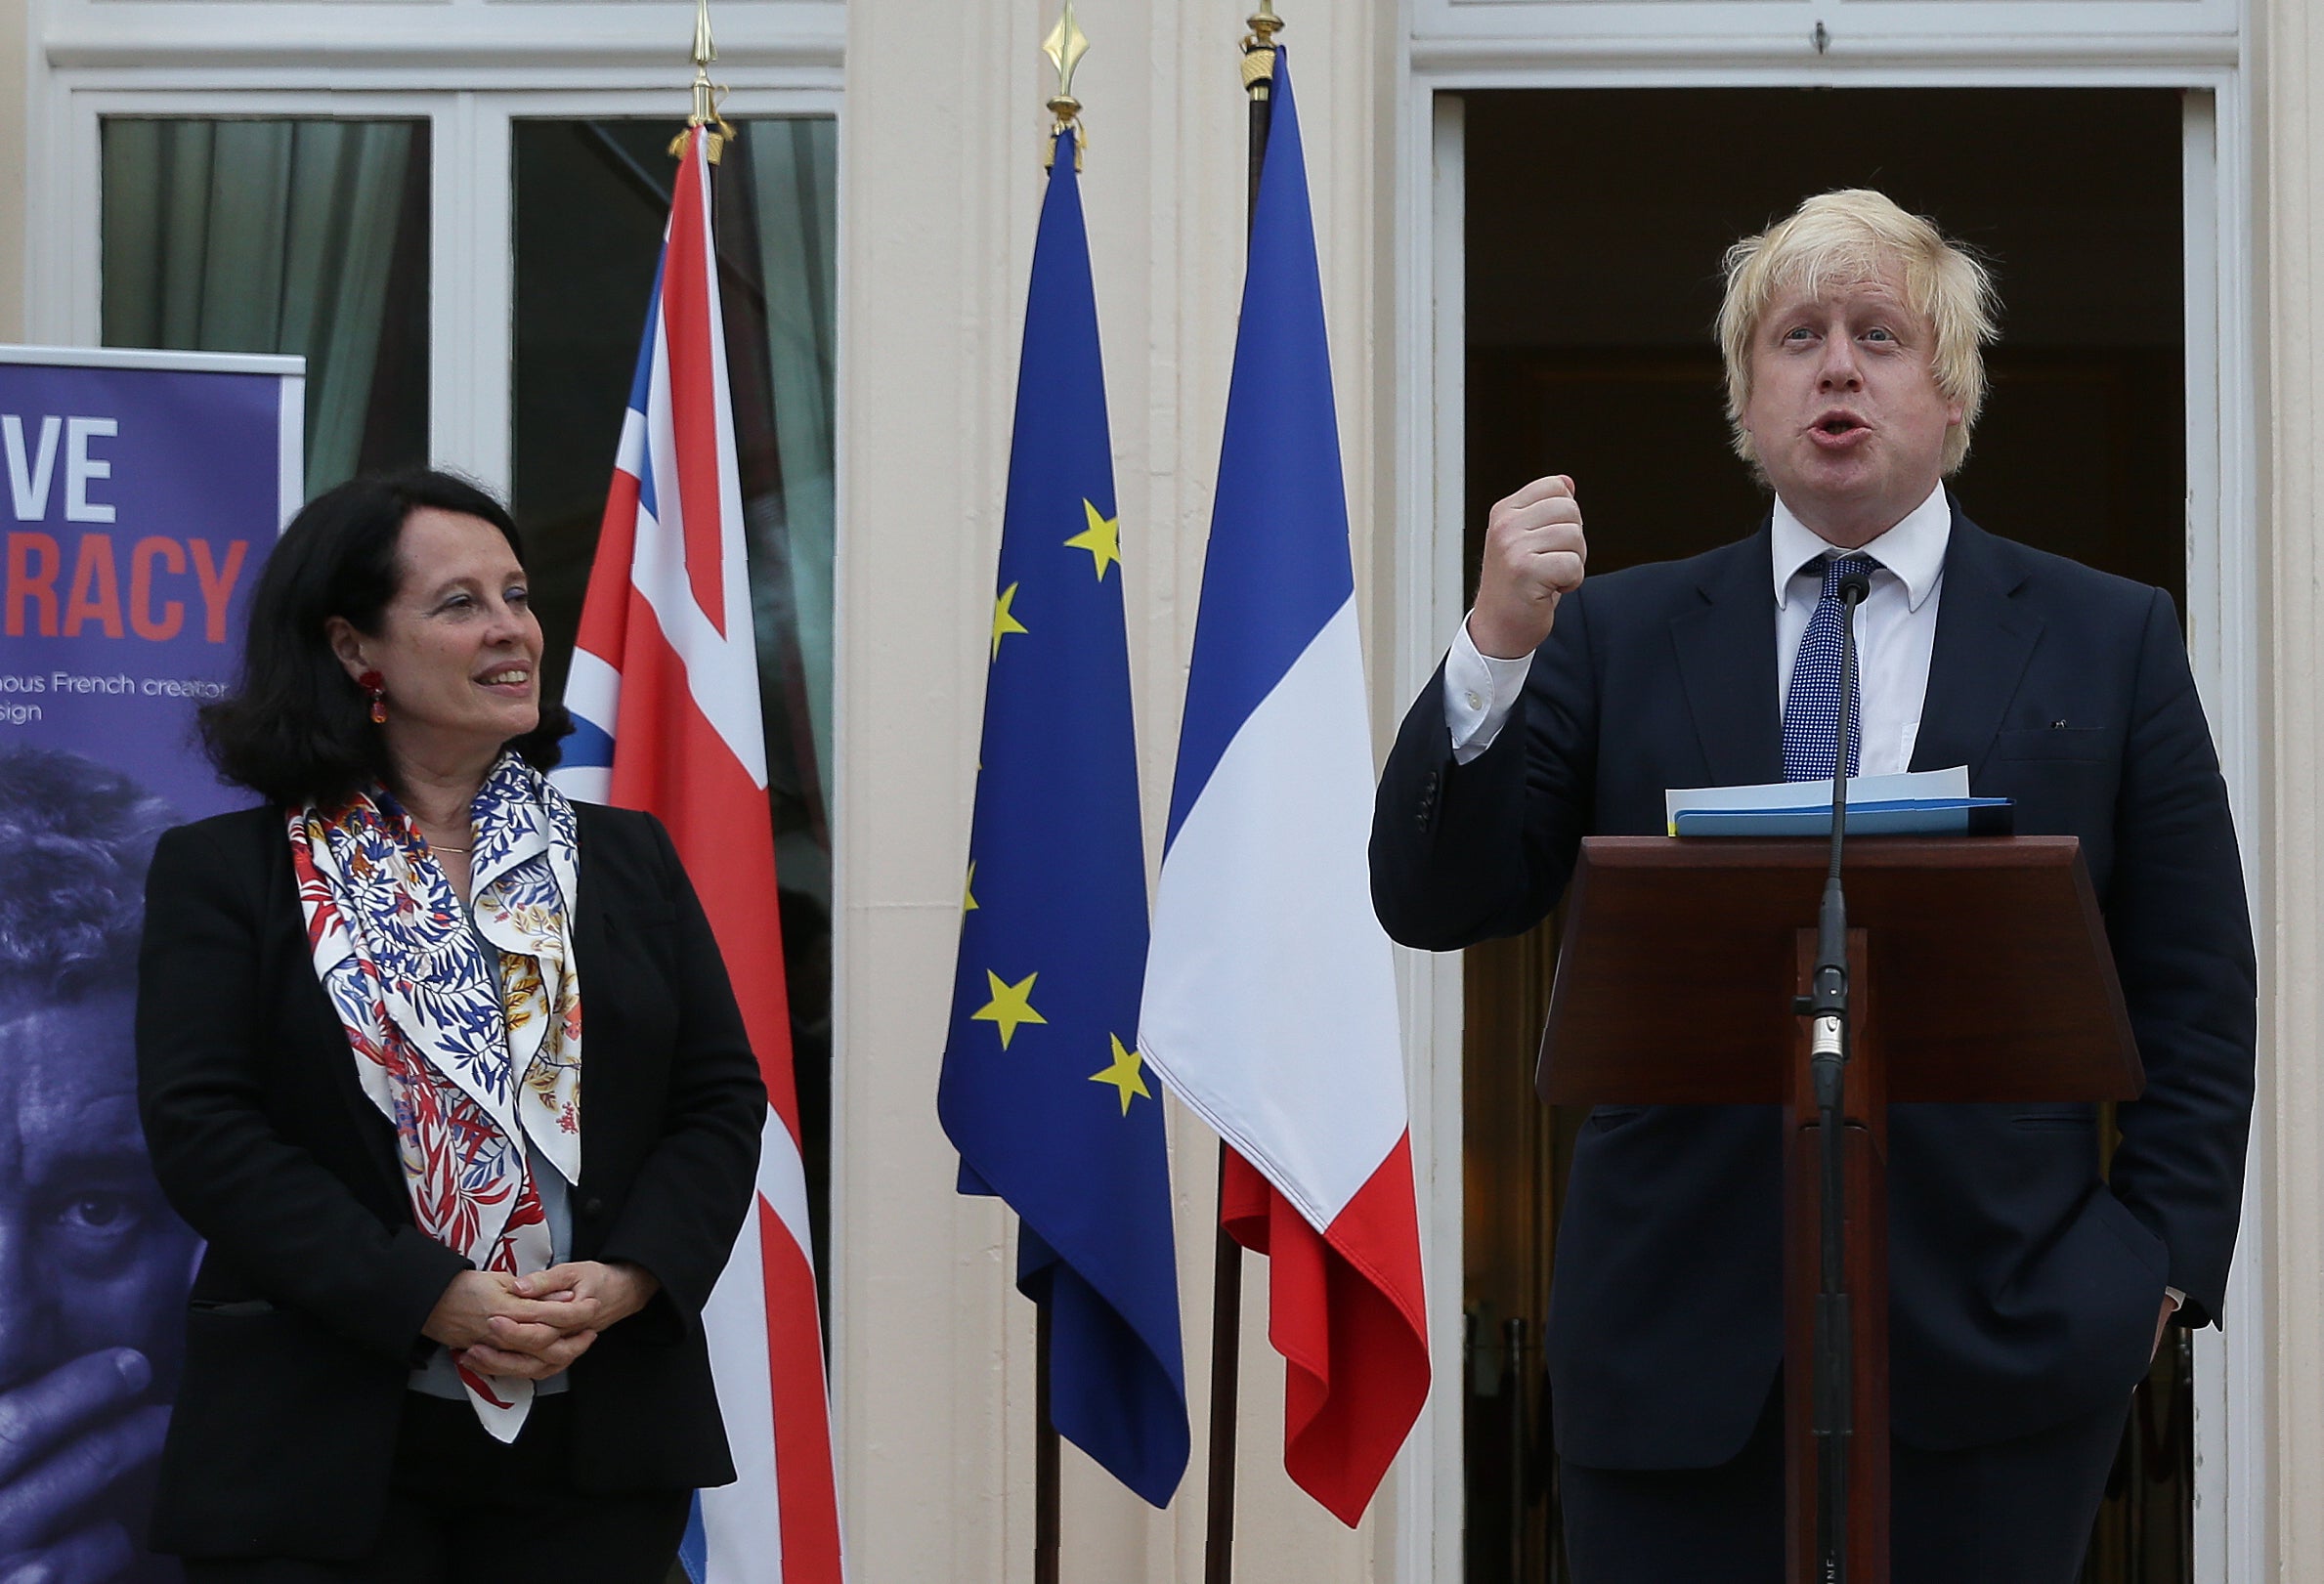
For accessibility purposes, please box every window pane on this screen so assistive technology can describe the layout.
[100,117,431,495]
[510,116,839,1301]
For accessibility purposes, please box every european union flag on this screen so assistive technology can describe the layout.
[937,127,1188,1509]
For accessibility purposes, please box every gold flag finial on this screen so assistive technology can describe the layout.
[673,0,732,163]
[1042,2,1091,171]
[1242,1,1281,100]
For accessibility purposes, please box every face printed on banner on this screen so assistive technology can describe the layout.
[0,987,195,1579]
[1738,266,1962,547]
[331,507,544,773]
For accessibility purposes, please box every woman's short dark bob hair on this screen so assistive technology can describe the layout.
[199,468,572,807]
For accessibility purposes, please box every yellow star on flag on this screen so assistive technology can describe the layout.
[991,582,1029,661]
[971,969,1047,1049]
[963,861,979,913]
[1063,499,1122,581]
[1090,1034,1151,1116]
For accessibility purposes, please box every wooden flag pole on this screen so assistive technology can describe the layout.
[1203,1178,1243,1584]
[1202,16,1282,1584]
[1035,1295,1061,1584]
[1028,15,1087,1584]
[1242,4,1279,229]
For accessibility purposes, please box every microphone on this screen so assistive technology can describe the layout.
[1810,559,1869,1082]
[1804,555,1870,1580]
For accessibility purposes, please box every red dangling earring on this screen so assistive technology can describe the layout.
[359,669,387,725]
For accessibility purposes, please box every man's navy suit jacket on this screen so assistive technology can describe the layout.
[1369,503,2257,1470]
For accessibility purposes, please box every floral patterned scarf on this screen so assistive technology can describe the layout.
[287,750,583,1440]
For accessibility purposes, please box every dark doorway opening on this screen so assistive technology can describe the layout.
[1457,86,2192,1583]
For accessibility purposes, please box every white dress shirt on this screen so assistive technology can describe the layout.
[1443,482,1952,770]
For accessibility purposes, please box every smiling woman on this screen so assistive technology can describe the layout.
[134,469,768,1583]
[194,472,572,816]
[319,505,550,874]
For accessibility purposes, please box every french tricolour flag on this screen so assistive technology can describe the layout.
[551,125,844,1583]
[1138,53,1430,1526]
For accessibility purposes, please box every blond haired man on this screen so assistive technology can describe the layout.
[1372,191,2255,1580]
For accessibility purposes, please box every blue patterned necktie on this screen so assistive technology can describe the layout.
[1783,554,1880,783]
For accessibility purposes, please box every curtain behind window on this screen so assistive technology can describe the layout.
[102,119,430,494]
[746,118,838,813]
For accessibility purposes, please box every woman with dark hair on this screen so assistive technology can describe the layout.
[134,469,764,1581]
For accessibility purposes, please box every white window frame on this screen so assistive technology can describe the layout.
[1410,0,2235,60]
[34,0,842,73]
[1389,35,2264,1584]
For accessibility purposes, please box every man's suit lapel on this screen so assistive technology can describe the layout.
[1669,523,1786,788]
[1911,505,2043,777]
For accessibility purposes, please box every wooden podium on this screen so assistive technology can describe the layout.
[1536,835,2143,1582]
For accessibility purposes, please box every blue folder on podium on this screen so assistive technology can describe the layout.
[1665,766,2014,837]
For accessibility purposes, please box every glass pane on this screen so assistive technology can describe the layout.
[510,116,839,1301]
[99,117,431,496]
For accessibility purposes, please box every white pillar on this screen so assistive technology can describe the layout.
[2260,1,2324,1576]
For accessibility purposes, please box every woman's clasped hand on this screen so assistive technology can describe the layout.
[419,1262,663,1382]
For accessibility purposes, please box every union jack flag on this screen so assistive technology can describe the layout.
[552,124,844,1582]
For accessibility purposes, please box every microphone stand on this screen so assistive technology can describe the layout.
[1795,564,1871,1584]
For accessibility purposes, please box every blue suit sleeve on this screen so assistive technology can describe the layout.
[2101,588,2258,1327]
[1371,589,1600,950]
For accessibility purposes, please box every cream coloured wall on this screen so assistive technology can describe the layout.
[0,0,25,339]
[835,1,1407,1578]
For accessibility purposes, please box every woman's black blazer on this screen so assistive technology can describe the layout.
[135,800,767,1560]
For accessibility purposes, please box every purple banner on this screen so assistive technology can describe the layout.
[0,348,297,1582]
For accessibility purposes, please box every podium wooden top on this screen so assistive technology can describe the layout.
[1536,835,2142,1107]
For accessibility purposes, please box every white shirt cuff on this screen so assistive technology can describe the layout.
[1444,614,1535,765]
[2165,1285,2185,1310]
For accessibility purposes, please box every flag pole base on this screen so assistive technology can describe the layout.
[1204,1151,1243,1584]
[1036,1291,1060,1584]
